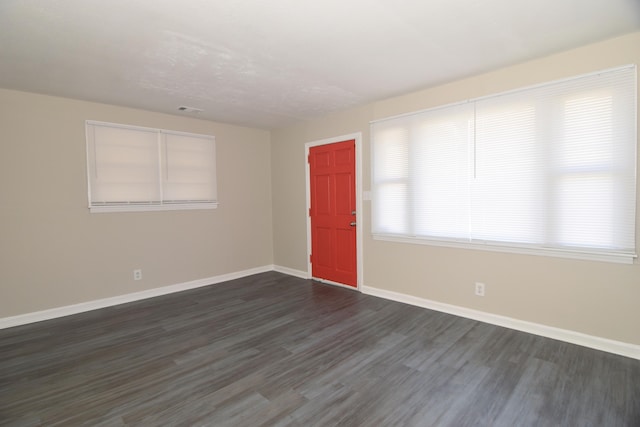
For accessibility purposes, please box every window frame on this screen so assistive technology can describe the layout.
[85,120,218,213]
[370,65,637,264]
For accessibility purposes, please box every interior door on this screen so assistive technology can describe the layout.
[309,139,357,287]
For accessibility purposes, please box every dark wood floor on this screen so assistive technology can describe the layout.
[1,272,639,426]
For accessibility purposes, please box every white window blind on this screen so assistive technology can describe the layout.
[371,65,637,263]
[86,121,217,212]
[163,132,217,203]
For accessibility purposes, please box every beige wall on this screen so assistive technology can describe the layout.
[0,89,273,317]
[2,32,638,347]
[271,32,640,345]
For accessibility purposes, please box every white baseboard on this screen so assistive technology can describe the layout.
[6,267,636,361]
[361,285,640,361]
[0,265,273,330]
[273,265,309,279]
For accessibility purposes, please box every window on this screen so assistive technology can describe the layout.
[86,121,217,213]
[371,65,637,263]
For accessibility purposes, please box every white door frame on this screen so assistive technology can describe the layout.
[305,132,363,291]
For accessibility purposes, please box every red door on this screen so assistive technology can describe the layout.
[309,140,357,287]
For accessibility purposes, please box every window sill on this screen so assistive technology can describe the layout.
[372,234,637,265]
[89,202,218,213]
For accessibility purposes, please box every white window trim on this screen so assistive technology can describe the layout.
[86,120,217,213]
[89,202,218,214]
[370,64,638,264]
[370,64,636,125]
[373,234,636,264]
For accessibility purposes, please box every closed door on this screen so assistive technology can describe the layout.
[309,140,357,287]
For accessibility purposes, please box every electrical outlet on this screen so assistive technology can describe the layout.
[475,282,485,297]
[133,269,142,281]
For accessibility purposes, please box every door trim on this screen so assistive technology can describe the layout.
[305,132,363,291]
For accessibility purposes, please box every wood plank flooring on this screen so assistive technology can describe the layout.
[1,271,639,426]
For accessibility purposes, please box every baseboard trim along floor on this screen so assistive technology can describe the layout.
[1,266,638,360]
[272,265,309,279]
[0,265,274,330]
[361,285,640,361]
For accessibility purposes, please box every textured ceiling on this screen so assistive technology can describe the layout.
[1,0,639,129]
